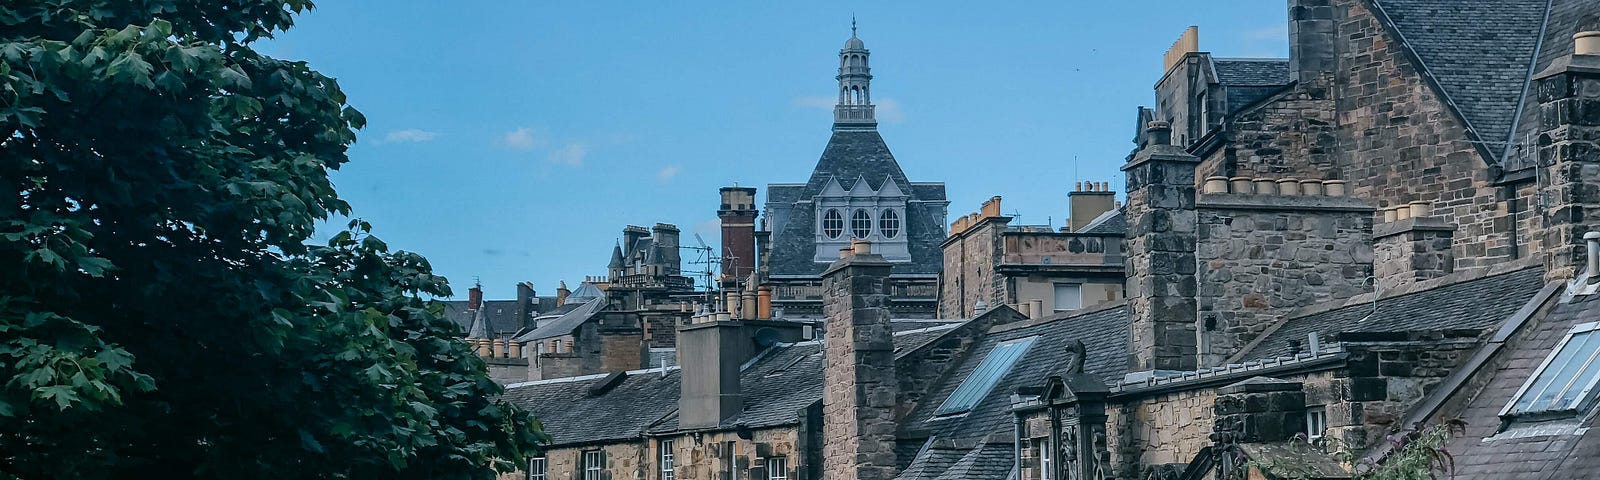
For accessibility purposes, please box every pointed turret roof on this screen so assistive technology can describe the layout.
[608,242,625,269]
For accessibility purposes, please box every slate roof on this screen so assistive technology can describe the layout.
[1372,0,1551,162]
[901,304,1132,443]
[896,444,965,480]
[1444,287,1600,478]
[1212,58,1289,86]
[499,367,683,446]
[926,442,1014,480]
[1240,266,1546,360]
[442,300,537,338]
[765,129,947,277]
[505,319,964,447]
[1077,209,1126,235]
[513,296,608,342]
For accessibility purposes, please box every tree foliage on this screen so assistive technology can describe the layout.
[0,1,547,478]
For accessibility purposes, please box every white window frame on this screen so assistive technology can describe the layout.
[1052,283,1082,312]
[1305,407,1327,441]
[850,208,873,239]
[1038,437,1053,480]
[660,440,675,480]
[765,457,787,480]
[822,208,844,239]
[878,208,901,239]
[582,450,604,480]
[527,457,546,480]
[1502,321,1600,418]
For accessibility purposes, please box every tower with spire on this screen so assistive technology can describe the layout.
[750,22,949,318]
[834,18,875,129]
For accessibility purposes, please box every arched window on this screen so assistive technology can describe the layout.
[822,209,844,239]
[851,209,873,239]
[879,209,901,239]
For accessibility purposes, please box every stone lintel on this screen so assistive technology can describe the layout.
[1373,217,1457,239]
[1122,145,1202,172]
[1197,193,1374,213]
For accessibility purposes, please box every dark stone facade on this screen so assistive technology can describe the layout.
[821,251,899,480]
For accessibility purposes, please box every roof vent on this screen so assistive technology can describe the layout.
[587,371,629,397]
[1586,231,1600,277]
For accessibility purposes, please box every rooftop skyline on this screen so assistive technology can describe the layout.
[258,1,1289,298]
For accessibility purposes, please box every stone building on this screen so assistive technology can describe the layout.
[743,28,949,319]
[939,188,1127,319]
[497,6,1600,479]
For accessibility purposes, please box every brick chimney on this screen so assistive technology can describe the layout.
[467,283,483,311]
[1535,24,1600,282]
[720,186,759,288]
[1069,181,1117,232]
[515,282,536,330]
[1122,121,1201,373]
[555,280,571,307]
[821,241,898,480]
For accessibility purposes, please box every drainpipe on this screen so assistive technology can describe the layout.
[1013,412,1025,480]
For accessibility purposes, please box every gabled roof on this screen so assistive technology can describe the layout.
[1371,0,1552,162]
[1238,264,1545,361]
[1077,209,1126,235]
[441,299,540,338]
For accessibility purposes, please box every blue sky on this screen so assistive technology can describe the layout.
[259,2,1289,299]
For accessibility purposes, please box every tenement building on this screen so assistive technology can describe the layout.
[500,5,1600,480]
[730,27,948,319]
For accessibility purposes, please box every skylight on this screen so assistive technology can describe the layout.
[934,336,1039,416]
[1504,322,1600,417]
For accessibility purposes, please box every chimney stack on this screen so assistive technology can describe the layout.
[467,283,483,311]
[1069,180,1117,232]
[1534,24,1600,282]
[1123,121,1201,373]
[652,223,682,276]
[820,244,898,480]
[515,282,536,329]
[1288,0,1337,90]
[720,186,759,288]
[555,280,571,307]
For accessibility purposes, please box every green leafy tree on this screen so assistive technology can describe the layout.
[0,2,547,478]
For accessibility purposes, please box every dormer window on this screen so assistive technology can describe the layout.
[822,209,844,239]
[879,209,900,239]
[1503,322,1600,420]
[851,209,873,239]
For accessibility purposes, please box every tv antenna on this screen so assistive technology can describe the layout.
[686,233,721,302]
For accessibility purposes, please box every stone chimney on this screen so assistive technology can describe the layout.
[1373,214,1455,288]
[622,225,650,272]
[467,283,483,311]
[1122,121,1201,373]
[1069,181,1117,232]
[1288,0,1337,92]
[515,282,536,329]
[555,280,571,307]
[720,186,759,287]
[821,242,898,480]
[677,319,753,430]
[1535,24,1600,282]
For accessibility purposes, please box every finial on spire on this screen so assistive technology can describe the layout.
[852,15,857,37]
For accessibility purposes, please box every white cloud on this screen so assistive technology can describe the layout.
[381,129,438,144]
[499,127,545,150]
[791,95,904,123]
[548,143,587,166]
[657,165,683,183]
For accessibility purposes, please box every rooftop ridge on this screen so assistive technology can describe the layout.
[1288,256,1542,320]
[505,364,682,389]
[988,300,1129,335]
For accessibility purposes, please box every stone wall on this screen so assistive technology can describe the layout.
[939,217,1007,319]
[1194,194,1374,366]
[1109,388,1217,475]
[531,442,648,480]
[668,428,804,480]
[1306,334,1482,451]
[1202,90,1341,181]
[1332,0,1534,271]
[1123,126,1203,372]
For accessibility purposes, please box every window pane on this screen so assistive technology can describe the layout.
[823,209,844,239]
[879,209,900,239]
[851,209,872,239]
[1510,329,1600,412]
[934,337,1038,415]
[1053,284,1081,312]
[1553,335,1600,410]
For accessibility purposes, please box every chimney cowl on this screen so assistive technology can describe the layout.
[1146,121,1173,146]
[1585,231,1600,275]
